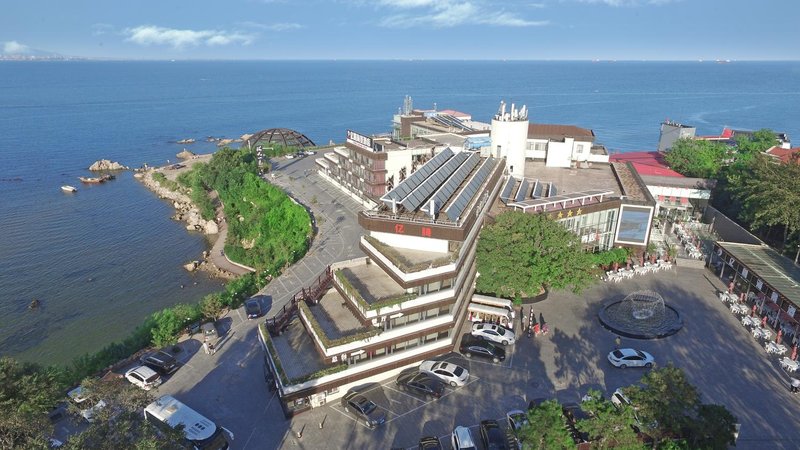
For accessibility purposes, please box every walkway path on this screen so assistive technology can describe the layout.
[208,216,252,276]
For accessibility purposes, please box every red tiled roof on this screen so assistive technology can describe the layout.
[766,146,800,164]
[609,151,685,178]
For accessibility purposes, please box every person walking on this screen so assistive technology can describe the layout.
[791,378,800,394]
[209,342,216,355]
[614,335,622,349]
[202,341,210,355]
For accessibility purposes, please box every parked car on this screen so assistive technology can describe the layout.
[451,425,478,450]
[125,365,162,390]
[396,370,446,399]
[245,298,263,319]
[610,388,655,432]
[418,360,469,387]
[471,322,516,345]
[479,419,509,450]
[607,348,655,368]
[562,403,592,444]
[418,436,443,450]
[528,397,548,410]
[285,153,295,159]
[140,350,179,376]
[459,334,506,363]
[506,409,529,433]
[341,391,386,429]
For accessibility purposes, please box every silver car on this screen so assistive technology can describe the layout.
[419,360,470,387]
[471,322,516,345]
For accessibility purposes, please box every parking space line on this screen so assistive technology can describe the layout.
[381,384,428,403]
[328,404,371,429]
[384,377,481,425]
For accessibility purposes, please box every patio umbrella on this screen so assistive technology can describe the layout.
[792,345,798,361]
[777,329,783,344]
[762,316,768,327]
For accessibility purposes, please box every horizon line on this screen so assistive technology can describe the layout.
[2,57,800,63]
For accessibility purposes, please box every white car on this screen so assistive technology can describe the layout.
[67,386,107,423]
[471,323,516,345]
[285,154,295,159]
[125,365,162,390]
[607,348,655,368]
[451,425,477,450]
[419,360,469,387]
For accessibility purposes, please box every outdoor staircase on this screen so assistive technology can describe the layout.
[266,266,333,336]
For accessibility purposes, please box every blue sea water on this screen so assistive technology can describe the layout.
[1,60,798,365]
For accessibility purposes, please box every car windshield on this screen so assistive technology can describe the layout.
[361,400,376,414]
[453,366,464,377]
[144,372,159,383]
[496,327,506,336]
[612,350,624,358]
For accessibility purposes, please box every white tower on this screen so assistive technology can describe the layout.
[490,100,529,178]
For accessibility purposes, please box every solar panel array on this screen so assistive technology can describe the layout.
[401,151,471,212]
[381,147,453,208]
[445,158,497,222]
[499,177,515,205]
[515,178,529,203]
[549,183,558,197]
[430,152,481,214]
[532,180,544,198]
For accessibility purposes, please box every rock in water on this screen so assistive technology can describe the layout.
[89,159,129,171]
[184,262,198,272]
[177,149,195,159]
[204,220,219,235]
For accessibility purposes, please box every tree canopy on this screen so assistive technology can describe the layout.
[519,399,574,449]
[0,357,64,449]
[476,211,596,299]
[663,139,728,178]
[577,389,641,449]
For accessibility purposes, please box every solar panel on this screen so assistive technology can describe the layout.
[401,151,471,212]
[381,148,453,208]
[515,179,529,203]
[430,152,480,214]
[549,183,558,197]
[445,158,497,222]
[529,180,538,198]
[532,180,544,198]
[499,177,515,205]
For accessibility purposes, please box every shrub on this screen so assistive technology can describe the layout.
[200,293,224,321]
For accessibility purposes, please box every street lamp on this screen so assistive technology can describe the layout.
[795,244,800,265]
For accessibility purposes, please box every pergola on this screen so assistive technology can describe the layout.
[245,128,315,149]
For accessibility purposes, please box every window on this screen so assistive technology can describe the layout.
[534,142,546,152]
[576,144,585,154]
[424,333,438,343]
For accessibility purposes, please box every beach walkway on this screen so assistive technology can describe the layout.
[209,217,252,276]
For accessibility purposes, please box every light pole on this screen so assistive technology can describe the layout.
[795,244,800,265]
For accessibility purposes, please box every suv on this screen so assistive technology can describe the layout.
[459,334,506,363]
[472,323,516,345]
[480,419,509,450]
[451,426,477,450]
[396,371,445,399]
[125,365,162,391]
[245,298,263,319]
[140,350,179,376]
[341,391,386,429]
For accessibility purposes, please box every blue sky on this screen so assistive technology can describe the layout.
[2,0,798,60]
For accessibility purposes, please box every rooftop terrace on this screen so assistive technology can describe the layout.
[339,263,409,305]
[523,160,621,196]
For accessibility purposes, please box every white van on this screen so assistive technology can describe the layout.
[471,294,515,319]
[144,395,233,450]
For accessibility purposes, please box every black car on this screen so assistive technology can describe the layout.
[140,350,179,376]
[418,436,443,450]
[341,391,386,429]
[459,334,506,363]
[245,298,262,319]
[396,371,446,399]
[562,403,592,444]
[479,419,508,450]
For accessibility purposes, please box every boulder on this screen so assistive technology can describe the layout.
[89,159,129,171]
[204,220,219,235]
[177,149,195,159]
[184,262,198,272]
[240,133,253,141]
[217,139,235,146]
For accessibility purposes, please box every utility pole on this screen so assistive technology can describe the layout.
[795,244,800,265]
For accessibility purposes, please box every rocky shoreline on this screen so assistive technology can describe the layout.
[135,165,236,279]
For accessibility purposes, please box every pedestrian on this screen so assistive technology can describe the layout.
[202,341,210,355]
[209,342,216,355]
[791,378,800,394]
[614,335,621,349]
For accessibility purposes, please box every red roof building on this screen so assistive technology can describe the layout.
[765,146,800,164]
[609,151,684,178]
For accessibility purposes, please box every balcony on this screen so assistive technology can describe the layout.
[333,260,417,313]
[297,288,381,353]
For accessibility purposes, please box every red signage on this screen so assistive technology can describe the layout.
[421,227,432,237]
[394,224,405,234]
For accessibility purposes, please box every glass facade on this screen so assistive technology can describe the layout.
[558,208,618,251]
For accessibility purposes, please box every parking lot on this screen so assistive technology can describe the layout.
[145,151,800,449]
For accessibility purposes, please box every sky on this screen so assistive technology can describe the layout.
[1,0,798,60]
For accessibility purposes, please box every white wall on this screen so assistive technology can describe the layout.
[491,118,528,177]
[545,138,574,168]
[371,231,449,253]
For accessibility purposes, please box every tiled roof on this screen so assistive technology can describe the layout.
[609,151,684,178]
[766,146,800,164]
[528,123,595,141]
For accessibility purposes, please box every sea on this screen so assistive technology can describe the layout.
[1,60,798,366]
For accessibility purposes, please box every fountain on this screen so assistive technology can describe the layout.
[598,290,683,339]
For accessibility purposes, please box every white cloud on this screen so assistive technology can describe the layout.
[3,41,30,54]
[376,0,548,28]
[124,25,253,49]
[238,21,303,31]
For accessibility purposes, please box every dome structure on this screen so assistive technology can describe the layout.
[245,128,315,149]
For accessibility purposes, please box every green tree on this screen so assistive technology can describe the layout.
[0,357,65,449]
[64,377,185,450]
[200,293,224,321]
[684,404,738,450]
[663,139,728,178]
[626,365,701,446]
[519,399,574,449]
[730,153,800,250]
[578,389,642,449]
[476,211,596,299]
[734,128,777,155]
